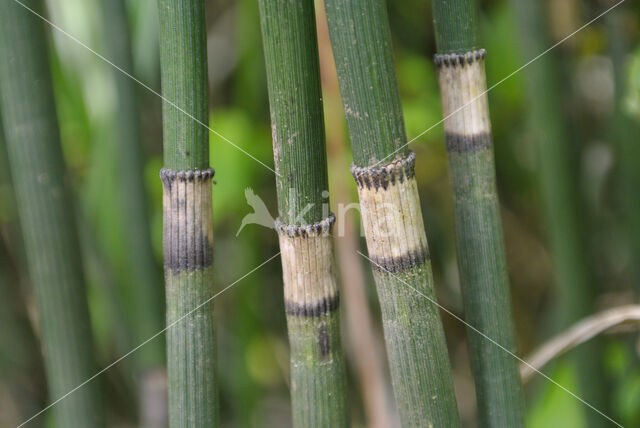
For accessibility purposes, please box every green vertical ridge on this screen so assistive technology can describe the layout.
[259,0,349,425]
[510,0,608,425]
[324,0,461,425]
[0,1,105,426]
[323,0,408,167]
[258,0,329,224]
[607,8,640,295]
[0,133,45,426]
[432,0,479,54]
[431,0,526,425]
[157,0,218,426]
[373,263,461,426]
[158,0,209,170]
[100,0,165,372]
[286,313,348,427]
[446,148,526,426]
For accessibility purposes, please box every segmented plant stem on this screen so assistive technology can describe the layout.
[157,0,218,426]
[324,0,460,425]
[0,1,104,426]
[258,1,348,425]
[430,0,525,425]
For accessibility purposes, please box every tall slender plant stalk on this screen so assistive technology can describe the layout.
[316,6,395,425]
[324,0,460,425]
[0,255,44,427]
[258,1,348,426]
[0,1,104,426]
[0,125,45,426]
[100,0,167,423]
[157,0,218,426]
[607,7,640,295]
[510,0,607,423]
[430,0,525,425]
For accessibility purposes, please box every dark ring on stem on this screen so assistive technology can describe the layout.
[351,151,416,191]
[369,248,430,274]
[159,167,216,186]
[434,49,486,68]
[445,133,493,153]
[275,213,336,238]
[285,294,340,317]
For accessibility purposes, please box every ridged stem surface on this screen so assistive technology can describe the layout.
[101,0,165,374]
[258,0,329,224]
[431,0,479,54]
[259,1,348,425]
[510,0,607,424]
[607,8,640,295]
[324,1,460,425]
[351,156,460,427]
[0,199,45,425]
[277,218,348,427]
[431,0,526,423]
[158,0,209,170]
[157,1,218,426]
[323,0,408,167]
[0,1,104,426]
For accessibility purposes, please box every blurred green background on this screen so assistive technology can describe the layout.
[1,0,639,426]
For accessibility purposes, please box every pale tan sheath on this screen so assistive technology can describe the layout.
[276,214,340,316]
[352,152,430,273]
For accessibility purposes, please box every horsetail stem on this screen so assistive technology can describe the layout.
[0,1,104,426]
[157,0,218,425]
[324,0,461,425]
[431,1,526,425]
[258,1,348,425]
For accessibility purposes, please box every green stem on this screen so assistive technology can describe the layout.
[0,1,104,426]
[607,7,640,295]
[0,137,45,424]
[157,0,218,426]
[100,0,166,376]
[323,0,408,167]
[158,0,209,171]
[431,0,479,54]
[258,1,348,426]
[510,0,608,424]
[324,0,460,425]
[430,0,525,426]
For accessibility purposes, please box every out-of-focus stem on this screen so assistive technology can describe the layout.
[510,0,608,424]
[0,1,104,426]
[99,0,167,424]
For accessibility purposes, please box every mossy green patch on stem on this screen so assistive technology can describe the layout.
[287,313,348,427]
